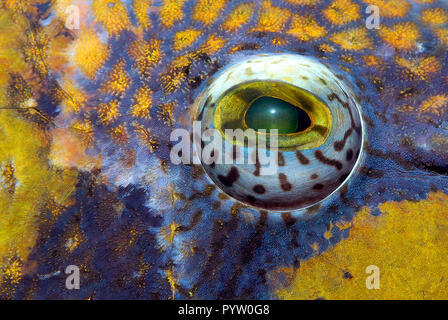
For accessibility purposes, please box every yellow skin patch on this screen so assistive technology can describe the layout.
[330,28,373,50]
[360,0,411,18]
[271,37,289,46]
[173,29,203,51]
[0,11,27,106]
[4,0,27,13]
[379,22,421,51]
[323,0,361,26]
[222,3,254,32]
[285,0,320,4]
[275,192,448,299]
[161,35,226,93]
[58,79,87,114]
[199,35,227,55]
[133,0,153,28]
[339,54,356,64]
[395,56,441,81]
[72,29,109,79]
[435,28,448,46]
[157,102,176,126]
[128,39,162,78]
[97,99,121,125]
[251,0,291,33]
[70,119,94,147]
[193,0,228,26]
[92,0,131,36]
[419,94,448,117]
[22,27,49,77]
[102,60,131,96]
[319,43,336,53]
[50,127,101,170]
[131,85,153,119]
[421,8,448,24]
[110,125,128,145]
[161,54,192,93]
[65,228,84,253]
[159,222,181,250]
[0,112,77,279]
[133,123,159,153]
[165,266,179,300]
[160,0,187,28]
[0,8,78,284]
[1,258,22,286]
[362,55,383,68]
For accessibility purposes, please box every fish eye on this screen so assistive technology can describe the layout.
[195,53,364,212]
[212,78,332,150]
[244,96,312,135]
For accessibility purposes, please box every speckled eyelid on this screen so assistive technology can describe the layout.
[195,53,364,213]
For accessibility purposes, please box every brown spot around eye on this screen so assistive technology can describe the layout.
[306,203,322,215]
[313,183,324,190]
[338,173,350,183]
[277,152,285,166]
[218,193,229,200]
[314,150,343,170]
[279,173,292,191]
[346,149,354,161]
[334,128,353,152]
[246,195,257,204]
[212,201,221,210]
[218,166,240,187]
[296,151,310,165]
[282,212,297,227]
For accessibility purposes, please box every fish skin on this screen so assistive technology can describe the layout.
[1,0,448,299]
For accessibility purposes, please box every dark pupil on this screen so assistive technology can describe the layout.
[244,96,311,134]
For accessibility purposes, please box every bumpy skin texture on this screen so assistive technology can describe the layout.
[1,0,448,299]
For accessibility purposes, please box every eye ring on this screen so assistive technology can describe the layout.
[211,80,333,150]
[195,53,364,212]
